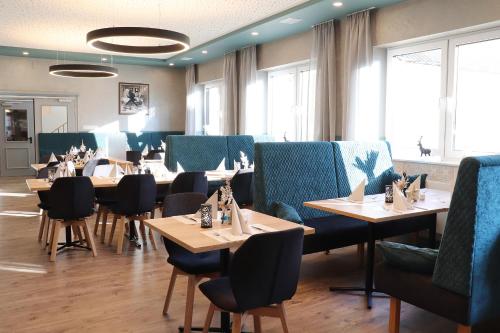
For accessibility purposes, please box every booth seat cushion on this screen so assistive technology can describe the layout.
[254,142,339,221]
[377,241,438,274]
[166,135,229,172]
[375,263,470,325]
[227,135,255,169]
[272,202,303,225]
[302,215,369,254]
[332,141,396,197]
[38,133,81,159]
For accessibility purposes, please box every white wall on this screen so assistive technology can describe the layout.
[0,55,186,133]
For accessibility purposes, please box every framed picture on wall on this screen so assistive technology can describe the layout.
[119,82,149,115]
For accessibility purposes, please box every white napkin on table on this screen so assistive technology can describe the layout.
[406,175,421,201]
[93,148,106,160]
[48,153,58,163]
[66,161,76,177]
[83,151,91,164]
[124,164,133,175]
[176,162,185,173]
[142,145,149,156]
[233,160,241,171]
[195,191,219,219]
[393,184,411,211]
[216,158,226,171]
[348,179,366,202]
[108,163,123,178]
[231,200,253,236]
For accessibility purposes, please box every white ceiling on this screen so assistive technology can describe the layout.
[0,0,310,58]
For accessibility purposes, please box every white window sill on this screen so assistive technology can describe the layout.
[393,157,460,167]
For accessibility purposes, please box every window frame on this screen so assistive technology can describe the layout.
[202,79,223,135]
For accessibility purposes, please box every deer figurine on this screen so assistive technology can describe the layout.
[418,136,431,156]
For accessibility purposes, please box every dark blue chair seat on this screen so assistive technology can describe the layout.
[303,215,369,254]
[165,243,221,275]
[199,277,241,313]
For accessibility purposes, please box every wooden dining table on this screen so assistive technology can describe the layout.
[30,157,133,172]
[304,188,451,309]
[145,209,314,333]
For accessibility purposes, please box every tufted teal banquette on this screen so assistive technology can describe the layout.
[165,135,255,172]
[254,141,436,255]
[375,155,500,332]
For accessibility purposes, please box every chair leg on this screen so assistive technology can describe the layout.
[149,228,157,250]
[82,220,97,257]
[457,324,472,333]
[72,225,84,245]
[139,221,147,244]
[49,221,62,262]
[116,216,126,255]
[163,267,179,315]
[202,303,216,333]
[232,313,242,333]
[108,214,118,245]
[184,275,199,333]
[94,205,102,235]
[100,207,108,243]
[38,210,47,242]
[43,218,52,249]
[253,315,262,333]
[47,218,56,252]
[150,208,155,219]
[277,303,289,333]
[389,297,401,333]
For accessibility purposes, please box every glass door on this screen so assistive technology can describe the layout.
[0,99,35,176]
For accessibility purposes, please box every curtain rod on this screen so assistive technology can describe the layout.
[347,6,376,16]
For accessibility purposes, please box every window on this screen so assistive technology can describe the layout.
[386,28,500,161]
[203,81,223,135]
[267,64,314,141]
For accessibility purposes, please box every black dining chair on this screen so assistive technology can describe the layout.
[200,228,304,333]
[161,192,223,333]
[36,166,54,247]
[145,150,163,160]
[107,174,157,254]
[47,176,97,262]
[230,169,254,207]
[126,151,142,166]
[90,159,117,243]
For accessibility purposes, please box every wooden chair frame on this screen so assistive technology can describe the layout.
[107,213,157,254]
[48,218,97,262]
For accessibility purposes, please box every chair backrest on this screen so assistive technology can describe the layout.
[253,142,338,220]
[37,166,50,179]
[47,161,60,168]
[230,169,254,206]
[332,141,395,197]
[230,228,304,311]
[96,158,110,166]
[126,150,142,165]
[170,172,208,195]
[432,155,500,325]
[161,192,208,257]
[114,174,156,216]
[47,176,95,220]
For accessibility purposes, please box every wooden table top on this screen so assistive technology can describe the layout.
[25,170,236,192]
[144,209,314,253]
[31,157,133,172]
[304,189,451,223]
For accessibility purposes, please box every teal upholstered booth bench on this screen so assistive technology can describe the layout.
[38,131,184,163]
[254,141,436,255]
[164,135,255,172]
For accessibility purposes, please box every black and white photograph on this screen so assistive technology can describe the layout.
[119,82,149,115]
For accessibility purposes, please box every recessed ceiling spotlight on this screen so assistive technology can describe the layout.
[181,57,192,61]
[279,18,303,25]
[101,57,107,61]
[202,50,208,54]
[169,63,175,66]
[251,31,259,36]
[333,2,343,7]
[22,51,29,56]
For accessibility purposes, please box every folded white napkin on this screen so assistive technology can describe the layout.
[406,176,421,201]
[177,162,185,173]
[48,153,58,163]
[393,183,411,211]
[160,140,166,151]
[195,191,219,219]
[231,200,253,236]
[233,160,241,171]
[348,179,366,202]
[124,164,133,175]
[66,161,76,177]
[93,148,106,160]
[240,151,249,169]
[83,151,91,164]
[108,163,123,178]
[216,158,226,171]
[142,145,149,156]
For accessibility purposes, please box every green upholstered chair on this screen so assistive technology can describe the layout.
[375,156,500,333]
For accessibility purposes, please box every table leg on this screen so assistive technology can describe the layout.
[220,248,231,333]
[365,223,375,309]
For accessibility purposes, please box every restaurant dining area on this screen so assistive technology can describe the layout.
[1,1,500,333]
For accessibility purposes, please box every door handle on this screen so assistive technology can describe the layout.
[29,137,33,144]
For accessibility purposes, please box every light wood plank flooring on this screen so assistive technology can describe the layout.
[0,176,457,333]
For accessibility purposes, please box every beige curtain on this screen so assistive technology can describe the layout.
[342,10,373,140]
[311,20,336,141]
[185,64,203,134]
[238,45,257,134]
[222,52,238,135]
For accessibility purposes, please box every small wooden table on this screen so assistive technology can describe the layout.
[145,209,314,333]
[25,170,236,192]
[304,189,451,309]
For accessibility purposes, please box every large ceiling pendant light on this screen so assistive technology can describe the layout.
[49,64,118,78]
[86,27,190,54]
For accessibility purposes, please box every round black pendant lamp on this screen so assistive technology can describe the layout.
[49,64,118,78]
[86,27,190,54]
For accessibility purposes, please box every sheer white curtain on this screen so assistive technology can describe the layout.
[238,45,257,134]
[310,20,336,141]
[222,52,238,135]
[185,64,203,134]
[342,10,373,140]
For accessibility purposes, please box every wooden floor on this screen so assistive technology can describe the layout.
[0,176,457,333]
